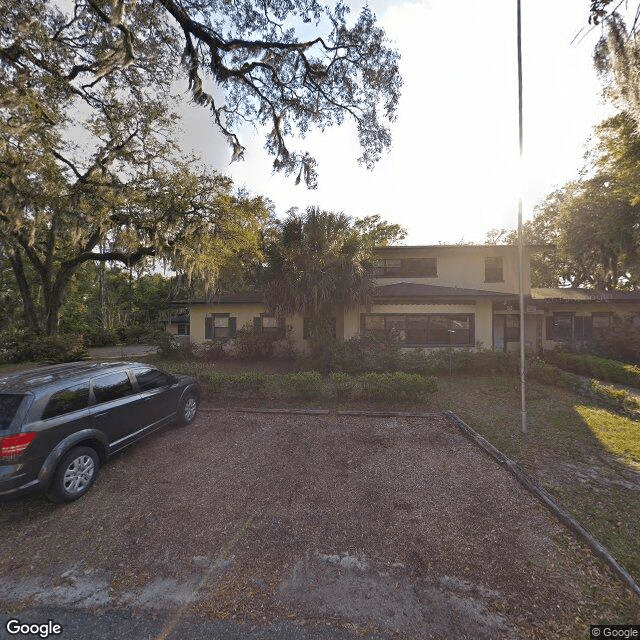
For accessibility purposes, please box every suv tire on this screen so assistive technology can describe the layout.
[47,446,100,503]
[178,393,198,426]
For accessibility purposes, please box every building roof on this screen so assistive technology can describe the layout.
[176,291,264,306]
[373,244,552,252]
[372,282,516,301]
[531,288,640,303]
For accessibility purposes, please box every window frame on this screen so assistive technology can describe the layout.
[484,256,504,283]
[90,370,135,405]
[41,383,91,420]
[360,313,474,346]
[205,313,236,340]
[373,257,438,277]
[176,322,189,336]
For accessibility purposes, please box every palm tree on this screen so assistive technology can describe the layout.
[264,207,376,344]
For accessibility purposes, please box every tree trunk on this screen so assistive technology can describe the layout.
[8,250,41,332]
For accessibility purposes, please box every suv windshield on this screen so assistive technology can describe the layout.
[0,394,25,431]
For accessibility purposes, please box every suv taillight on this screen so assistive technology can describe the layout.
[0,433,37,458]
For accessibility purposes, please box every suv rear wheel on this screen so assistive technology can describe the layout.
[47,446,100,503]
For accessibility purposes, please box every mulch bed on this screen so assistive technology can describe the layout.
[0,410,636,639]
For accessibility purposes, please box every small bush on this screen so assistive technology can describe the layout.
[234,324,295,360]
[328,372,355,400]
[356,372,437,402]
[83,325,119,348]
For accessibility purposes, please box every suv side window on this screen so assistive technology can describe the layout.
[92,371,133,404]
[42,384,90,420]
[134,368,172,392]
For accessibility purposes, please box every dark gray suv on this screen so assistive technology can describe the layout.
[0,361,201,502]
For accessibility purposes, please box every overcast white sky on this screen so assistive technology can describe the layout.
[177,0,613,244]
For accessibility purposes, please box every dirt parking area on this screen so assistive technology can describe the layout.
[0,410,636,639]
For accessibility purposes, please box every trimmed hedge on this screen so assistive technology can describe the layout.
[187,369,438,403]
[543,351,640,389]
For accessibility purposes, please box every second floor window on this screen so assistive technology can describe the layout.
[484,257,503,283]
[373,257,437,277]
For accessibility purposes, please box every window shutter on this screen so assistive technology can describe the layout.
[360,314,366,332]
[253,317,261,331]
[229,317,237,337]
[205,317,213,340]
[278,317,286,338]
[574,316,584,339]
[545,316,554,340]
[303,318,310,340]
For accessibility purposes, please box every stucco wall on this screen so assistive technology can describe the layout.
[189,304,310,351]
[373,247,531,295]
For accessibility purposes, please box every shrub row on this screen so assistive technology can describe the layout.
[543,351,640,389]
[528,359,640,417]
[311,337,520,376]
[195,370,438,403]
[0,332,88,364]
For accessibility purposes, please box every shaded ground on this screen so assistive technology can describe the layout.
[0,410,637,640]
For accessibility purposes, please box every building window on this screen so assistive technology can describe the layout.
[177,323,189,335]
[549,312,574,341]
[205,314,236,339]
[591,312,611,331]
[484,257,503,283]
[254,315,285,338]
[373,257,437,277]
[630,315,640,328]
[360,313,474,346]
[504,315,520,342]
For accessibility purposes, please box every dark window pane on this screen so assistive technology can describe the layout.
[42,384,89,420]
[0,394,25,431]
[406,316,429,344]
[364,315,385,341]
[428,316,450,344]
[504,315,520,342]
[93,372,133,404]
[401,258,437,277]
[553,313,573,340]
[134,368,172,392]
[385,316,406,343]
[450,318,471,345]
[485,257,503,282]
[214,326,230,338]
[177,323,189,335]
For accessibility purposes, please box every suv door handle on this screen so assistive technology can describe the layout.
[94,412,109,418]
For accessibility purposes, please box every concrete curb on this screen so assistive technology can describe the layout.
[445,410,640,599]
[199,407,331,415]
[199,407,442,418]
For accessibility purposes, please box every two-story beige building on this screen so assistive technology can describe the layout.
[183,245,640,353]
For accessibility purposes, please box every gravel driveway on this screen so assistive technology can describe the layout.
[0,410,635,639]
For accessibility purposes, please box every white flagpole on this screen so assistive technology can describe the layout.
[517,0,527,434]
